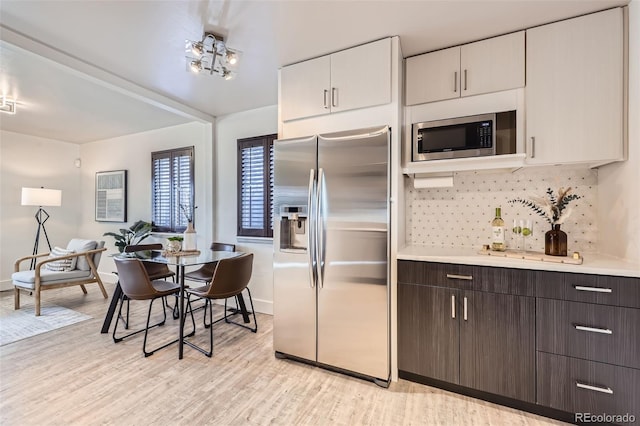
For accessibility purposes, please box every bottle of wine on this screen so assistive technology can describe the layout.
[491,207,506,251]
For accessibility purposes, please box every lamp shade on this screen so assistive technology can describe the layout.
[21,187,62,207]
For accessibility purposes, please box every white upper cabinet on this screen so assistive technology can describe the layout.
[406,31,524,106]
[525,8,623,166]
[460,32,525,97]
[280,55,331,122]
[280,38,391,122]
[405,47,460,105]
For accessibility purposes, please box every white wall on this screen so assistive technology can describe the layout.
[598,1,640,262]
[215,105,278,314]
[0,131,81,290]
[79,121,213,277]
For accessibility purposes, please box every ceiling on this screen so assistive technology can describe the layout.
[0,0,629,143]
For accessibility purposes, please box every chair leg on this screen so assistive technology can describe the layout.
[35,288,41,317]
[183,295,213,357]
[80,284,88,294]
[113,295,169,344]
[14,287,20,310]
[222,288,258,333]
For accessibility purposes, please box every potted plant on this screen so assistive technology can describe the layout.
[103,220,152,253]
[166,236,183,253]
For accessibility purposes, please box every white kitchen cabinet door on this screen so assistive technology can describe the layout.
[330,38,391,113]
[405,46,460,106]
[525,8,623,165]
[460,31,524,97]
[280,55,331,122]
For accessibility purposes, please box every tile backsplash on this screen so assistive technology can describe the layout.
[406,166,598,253]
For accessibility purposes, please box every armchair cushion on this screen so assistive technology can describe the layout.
[12,269,92,289]
[44,247,77,271]
[67,239,97,270]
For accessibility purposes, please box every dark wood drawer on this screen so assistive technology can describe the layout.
[537,299,640,369]
[397,261,533,296]
[537,272,640,308]
[537,352,640,419]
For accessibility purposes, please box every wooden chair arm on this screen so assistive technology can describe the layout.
[14,252,50,272]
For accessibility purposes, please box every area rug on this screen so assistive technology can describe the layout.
[0,303,91,346]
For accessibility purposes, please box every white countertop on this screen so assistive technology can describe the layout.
[398,245,640,278]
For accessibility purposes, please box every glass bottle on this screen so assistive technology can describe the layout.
[491,207,506,251]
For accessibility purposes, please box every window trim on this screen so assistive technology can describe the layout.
[237,134,275,238]
[151,146,194,233]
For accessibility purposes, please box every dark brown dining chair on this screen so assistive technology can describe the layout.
[184,253,256,357]
[113,257,195,357]
[182,242,235,284]
[118,243,178,328]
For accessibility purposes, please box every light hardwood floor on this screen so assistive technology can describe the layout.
[0,282,567,425]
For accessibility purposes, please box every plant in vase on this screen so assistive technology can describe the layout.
[166,236,183,253]
[508,187,581,256]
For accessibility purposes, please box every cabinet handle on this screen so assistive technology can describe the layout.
[574,324,613,335]
[530,137,536,158]
[463,296,468,321]
[576,381,613,395]
[454,71,457,93]
[331,87,337,108]
[446,274,473,281]
[463,69,467,91]
[574,285,612,294]
[451,295,456,319]
[323,89,329,109]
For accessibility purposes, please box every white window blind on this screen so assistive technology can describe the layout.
[152,147,194,233]
[237,135,275,238]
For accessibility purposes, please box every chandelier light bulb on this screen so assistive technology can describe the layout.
[226,51,238,65]
[190,60,203,73]
[190,42,204,57]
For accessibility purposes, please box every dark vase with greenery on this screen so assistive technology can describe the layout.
[545,224,567,256]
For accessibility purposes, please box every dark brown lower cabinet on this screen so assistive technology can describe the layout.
[398,284,459,384]
[398,259,640,423]
[537,352,640,417]
[460,290,535,402]
[398,260,535,403]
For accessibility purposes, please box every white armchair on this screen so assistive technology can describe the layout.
[12,239,108,316]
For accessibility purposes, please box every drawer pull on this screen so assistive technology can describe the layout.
[576,381,613,395]
[574,324,613,335]
[574,285,612,293]
[446,274,473,281]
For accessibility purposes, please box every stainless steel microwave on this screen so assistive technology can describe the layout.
[412,113,497,161]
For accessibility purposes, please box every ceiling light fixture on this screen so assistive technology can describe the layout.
[0,96,17,114]
[185,32,241,80]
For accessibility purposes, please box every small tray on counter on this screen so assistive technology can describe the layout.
[478,247,584,265]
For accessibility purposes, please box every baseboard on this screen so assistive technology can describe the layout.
[213,296,273,315]
[0,279,12,292]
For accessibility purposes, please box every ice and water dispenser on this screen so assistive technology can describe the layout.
[279,206,308,251]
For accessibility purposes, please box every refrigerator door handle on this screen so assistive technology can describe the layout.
[316,168,325,288]
[307,169,316,288]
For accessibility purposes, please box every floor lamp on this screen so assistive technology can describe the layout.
[21,187,62,269]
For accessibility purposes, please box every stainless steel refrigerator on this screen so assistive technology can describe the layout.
[273,125,390,386]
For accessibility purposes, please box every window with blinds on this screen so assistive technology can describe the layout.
[237,134,276,238]
[151,146,194,233]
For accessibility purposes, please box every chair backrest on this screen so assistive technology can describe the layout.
[205,253,253,300]
[125,243,163,253]
[210,242,235,252]
[114,258,161,300]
